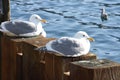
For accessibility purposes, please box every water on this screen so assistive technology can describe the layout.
[10,0,120,62]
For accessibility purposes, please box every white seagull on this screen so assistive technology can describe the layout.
[0,14,47,37]
[101,7,108,22]
[45,31,94,57]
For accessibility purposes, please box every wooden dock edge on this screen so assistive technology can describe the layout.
[1,31,120,80]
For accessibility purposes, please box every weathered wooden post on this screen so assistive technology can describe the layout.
[45,52,97,80]
[22,36,55,80]
[0,0,10,23]
[0,31,54,80]
[0,0,10,79]
[20,35,96,80]
[0,32,24,80]
[70,59,120,80]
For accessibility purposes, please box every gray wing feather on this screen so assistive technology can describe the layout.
[2,20,36,35]
[51,37,81,55]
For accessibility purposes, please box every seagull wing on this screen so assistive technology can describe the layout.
[1,20,36,35]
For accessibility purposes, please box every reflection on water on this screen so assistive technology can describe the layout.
[10,0,120,62]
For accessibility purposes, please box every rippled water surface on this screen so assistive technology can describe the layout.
[10,0,120,62]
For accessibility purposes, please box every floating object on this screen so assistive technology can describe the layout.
[101,7,108,22]
[0,14,47,37]
[43,31,94,57]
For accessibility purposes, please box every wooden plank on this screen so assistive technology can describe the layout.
[24,44,44,80]
[22,36,55,80]
[45,52,97,80]
[11,38,24,80]
[1,35,17,80]
[45,52,55,80]
[22,42,41,80]
[70,59,120,80]
[0,32,26,80]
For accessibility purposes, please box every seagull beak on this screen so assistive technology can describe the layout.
[40,19,47,23]
[87,37,95,42]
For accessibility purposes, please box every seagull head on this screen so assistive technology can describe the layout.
[100,7,106,13]
[74,31,94,42]
[29,14,47,24]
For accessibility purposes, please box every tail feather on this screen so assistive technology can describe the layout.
[0,28,8,32]
[0,28,17,36]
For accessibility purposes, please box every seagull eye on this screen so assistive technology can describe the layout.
[83,35,85,37]
[35,17,38,19]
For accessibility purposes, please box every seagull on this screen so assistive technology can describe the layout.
[101,7,108,22]
[37,31,94,57]
[0,14,47,37]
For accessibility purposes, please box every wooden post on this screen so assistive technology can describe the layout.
[45,52,97,80]
[0,0,10,77]
[0,31,97,80]
[22,36,55,80]
[0,0,10,23]
[0,32,25,80]
[0,31,54,80]
[1,34,18,80]
[70,59,120,80]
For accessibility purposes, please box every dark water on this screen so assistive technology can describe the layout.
[10,0,120,62]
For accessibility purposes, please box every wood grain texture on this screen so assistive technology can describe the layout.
[0,32,26,80]
[1,35,17,80]
[22,36,55,80]
[0,31,54,80]
[70,59,120,80]
[45,52,97,80]
[0,31,97,80]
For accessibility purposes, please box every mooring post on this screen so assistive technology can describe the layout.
[70,59,120,80]
[22,36,55,80]
[0,0,10,24]
[0,31,55,80]
[0,33,24,80]
[45,52,97,80]
[0,1,10,78]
